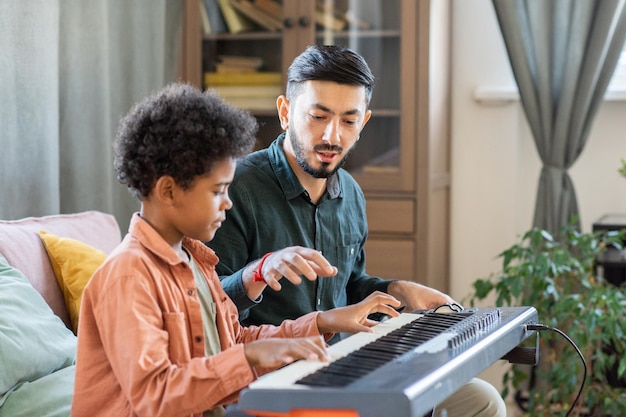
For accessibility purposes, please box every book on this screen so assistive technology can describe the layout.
[315,0,347,31]
[210,84,282,98]
[315,10,346,32]
[200,1,212,35]
[217,0,255,33]
[203,0,227,33]
[215,64,259,73]
[228,0,282,32]
[252,0,282,21]
[214,55,264,73]
[217,55,263,69]
[218,96,278,110]
[204,71,282,87]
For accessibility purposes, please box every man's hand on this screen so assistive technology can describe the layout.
[387,281,457,312]
[243,247,338,299]
[316,291,402,335]
[243,336,330,368]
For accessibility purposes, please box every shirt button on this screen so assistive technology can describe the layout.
[188,289,194,296]
[350,248,354,255]
[195,336,202,343]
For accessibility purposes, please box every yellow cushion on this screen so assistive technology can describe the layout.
[39,231,107,333]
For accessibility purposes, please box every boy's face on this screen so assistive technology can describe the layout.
[281,80,371,178]
[171,158,236,243]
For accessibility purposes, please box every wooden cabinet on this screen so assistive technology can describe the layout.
[181,0,451,292]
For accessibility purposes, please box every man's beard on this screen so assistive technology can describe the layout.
[288,128,356,179]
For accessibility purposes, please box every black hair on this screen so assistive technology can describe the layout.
[113,82,257,200]
[286,44,375,104]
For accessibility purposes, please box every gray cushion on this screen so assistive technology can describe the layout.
[0,253,76,407]
[0,366,75,417]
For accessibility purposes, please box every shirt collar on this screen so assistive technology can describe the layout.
[269,133,342,200]
[128,213,218,266]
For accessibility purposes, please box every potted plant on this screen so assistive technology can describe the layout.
[466,220,626,416]
[619,157,626,178]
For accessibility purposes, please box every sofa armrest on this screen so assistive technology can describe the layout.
[0,211,121,328]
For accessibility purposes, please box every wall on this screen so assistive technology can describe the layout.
[449,0,626,393]
[428,0,452,292]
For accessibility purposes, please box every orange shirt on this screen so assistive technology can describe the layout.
[72,213,321,417]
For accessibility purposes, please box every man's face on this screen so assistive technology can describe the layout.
[282,80,371,178]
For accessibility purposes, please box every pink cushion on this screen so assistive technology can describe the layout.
[0,211,121,329]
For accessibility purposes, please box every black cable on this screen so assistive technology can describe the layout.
[432,302,464,313]
[525,324,587,417]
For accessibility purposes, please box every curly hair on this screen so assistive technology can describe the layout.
[113,83,258,200]
[286,45,375,104]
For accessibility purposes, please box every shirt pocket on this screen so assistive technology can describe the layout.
[162,312,191,363]
[331,242,360,301]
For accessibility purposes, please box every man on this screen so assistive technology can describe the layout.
[209,45,507,417]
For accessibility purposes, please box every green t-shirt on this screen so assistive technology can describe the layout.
[188,254,224,417]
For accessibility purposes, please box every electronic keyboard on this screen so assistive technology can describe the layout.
[237,306,539,417]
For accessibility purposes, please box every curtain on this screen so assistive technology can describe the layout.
[0,0,183,233]
[492,0,626,233]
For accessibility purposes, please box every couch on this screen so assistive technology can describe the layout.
[0,211,121,417]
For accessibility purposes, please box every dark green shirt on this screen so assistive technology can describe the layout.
[209,134,391,327]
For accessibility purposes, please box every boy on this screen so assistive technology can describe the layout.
[71,83,401,417]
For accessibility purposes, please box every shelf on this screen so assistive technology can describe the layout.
[316,29,401,39]
[205,29,402,42]
[369,109,400,117]
[203,31,282,41]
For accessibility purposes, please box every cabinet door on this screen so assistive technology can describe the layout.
[364,239,415,281]
[189,0,419,192]
[183,0,445,288]
[309,0,417,193]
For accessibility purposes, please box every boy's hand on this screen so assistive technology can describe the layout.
[243,336,330,368]
[316,291,402,335]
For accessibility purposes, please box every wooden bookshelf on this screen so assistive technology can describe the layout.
[180,0,452,292]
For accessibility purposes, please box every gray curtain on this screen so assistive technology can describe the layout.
[0,0,183,233]
[492,0,626,233]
